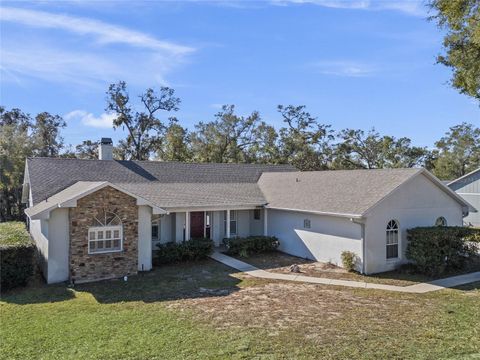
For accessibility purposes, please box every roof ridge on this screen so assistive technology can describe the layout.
[27,157,295,167]
[262,168,422,175]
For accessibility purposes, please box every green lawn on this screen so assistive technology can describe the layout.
[1,260,479,359]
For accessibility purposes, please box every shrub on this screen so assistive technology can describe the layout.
[223,236,279,256]
[406,227,480,276]
[154,238,214,265]
[0,222,35,290]
[341,251,359,272]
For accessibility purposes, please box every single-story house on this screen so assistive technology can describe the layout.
[447,168,480,227]
[22,139,474,283]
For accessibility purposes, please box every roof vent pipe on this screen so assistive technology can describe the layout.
[99,138,113,160]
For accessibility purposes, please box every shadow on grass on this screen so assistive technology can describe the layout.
[451,281,480,291]
[0,281,75,305]
[1,260,242,305]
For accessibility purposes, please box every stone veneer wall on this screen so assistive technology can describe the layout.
[69,186,138,283]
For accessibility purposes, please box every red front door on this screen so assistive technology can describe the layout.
[190,212,205,239]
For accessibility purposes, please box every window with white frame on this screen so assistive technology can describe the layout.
[435,216,447,227]
[88,211,123,254]
[152,222,159,241]
[224,210,238,236]
[386,219,399,259]
[88,226,122,254]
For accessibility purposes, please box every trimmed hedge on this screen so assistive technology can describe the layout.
[406,227,480,276]
[223,236,279,256]
[0,222,35,290]
[154,238,214,265]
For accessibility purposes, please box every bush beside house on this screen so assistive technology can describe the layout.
[223,236,279,256]
[154,238,214,265]
[341,251,359,272]
[0,222,35,290]
[406,226,480,276]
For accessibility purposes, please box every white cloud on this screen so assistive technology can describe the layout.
[311,60,377,77]
[0,7,195,87]
[270,0,426,16]
[1,7,194,55]
[65,110,117,128]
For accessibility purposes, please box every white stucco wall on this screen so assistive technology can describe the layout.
[29,209,70,284]
[138,205,152,271]
[47,208,70,283]
[267,209,363,268]
[211,211,222,246]
[364,173,464,274]
[237,210,250,237]
[160,214,173,243]
[449,171,480,226]
[217,210,252,239]
[29,218,49,279]
[249,209,264,236]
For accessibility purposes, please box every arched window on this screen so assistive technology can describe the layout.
[435,217,447,227]
[386,220,399,259]
[89,210,123,254]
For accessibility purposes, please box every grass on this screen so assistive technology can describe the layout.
[233,251,480,286]
[1,260,480,359]
[0,221,31,246]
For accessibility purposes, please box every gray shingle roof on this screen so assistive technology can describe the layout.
[26,157,295,207]
[258,168,423,217]
[118,182,266,209]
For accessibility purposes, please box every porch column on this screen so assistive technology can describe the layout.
[226,209,231,238]
[263,208,268,236]
[185,211,190,241]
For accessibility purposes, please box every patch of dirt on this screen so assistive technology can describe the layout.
[232,251,419,286]
[166,279,425,342]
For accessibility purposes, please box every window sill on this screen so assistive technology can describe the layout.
[88,249,123,255]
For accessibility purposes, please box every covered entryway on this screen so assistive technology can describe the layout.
[190,211,205,238]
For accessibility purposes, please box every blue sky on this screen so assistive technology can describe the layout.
[1,0,478,149]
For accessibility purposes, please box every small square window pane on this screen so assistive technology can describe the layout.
[106,230,112,239]
[89,242,96,251]
[113,239,120,249]
[97,231,104,240]
[89,232,96,240]
[304,219,311,229]
[105,240,112,249]
[97,241,104,249]
[113,230,120,238]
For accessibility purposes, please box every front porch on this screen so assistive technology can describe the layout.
[150,208,268,249]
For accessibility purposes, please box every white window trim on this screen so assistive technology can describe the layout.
[152,221,160,242]
[88,225,123,255]
[386,220,400,260]
[224,210,238,236]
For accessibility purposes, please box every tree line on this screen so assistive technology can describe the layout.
[1,81,479,221]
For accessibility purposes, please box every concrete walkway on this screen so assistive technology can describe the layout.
[210,251,480,294]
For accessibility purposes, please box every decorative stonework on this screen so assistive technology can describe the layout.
[69,186,138,283]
